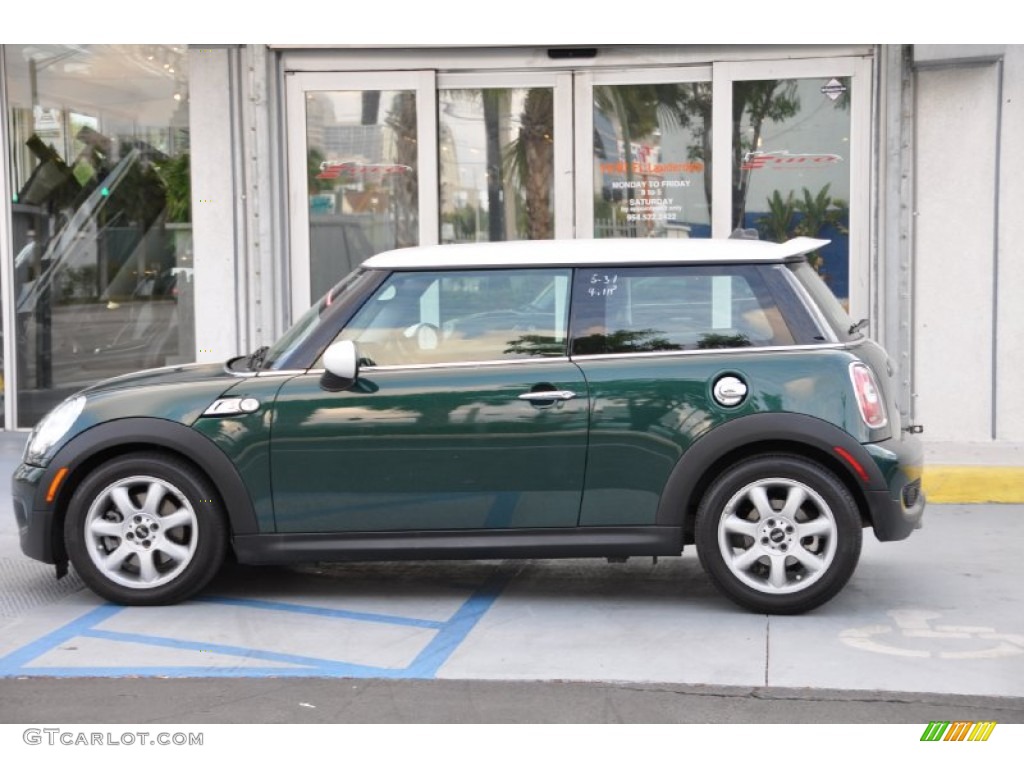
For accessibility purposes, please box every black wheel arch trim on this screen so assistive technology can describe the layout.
[655,412,888,530]
[36,417,258,559]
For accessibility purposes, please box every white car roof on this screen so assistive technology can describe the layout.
[362,237,830,270]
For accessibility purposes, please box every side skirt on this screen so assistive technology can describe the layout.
[232,526,684,565]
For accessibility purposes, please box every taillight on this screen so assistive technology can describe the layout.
[850,362,887,429]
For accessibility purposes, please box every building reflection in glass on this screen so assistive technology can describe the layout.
[4,45,192,426]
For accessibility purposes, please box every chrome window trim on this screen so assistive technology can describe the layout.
[256,369,309,377]
[307,356,573,374]
[225,368,309,378]
[570,343,851,362]
[301,343,867,373]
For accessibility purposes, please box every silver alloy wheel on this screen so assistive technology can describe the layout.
[83,475,199,590]
[716,477,838,594]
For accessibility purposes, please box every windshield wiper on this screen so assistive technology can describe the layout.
[848,318,869,336]
[246,345,270,371]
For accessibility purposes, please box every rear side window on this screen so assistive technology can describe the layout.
[570,264,797,355]
[787,261,858,342]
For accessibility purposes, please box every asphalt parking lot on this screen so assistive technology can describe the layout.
[1,431,1023,721]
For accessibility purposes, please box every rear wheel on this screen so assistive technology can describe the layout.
[64,453,227,606]
[695,454,862,614]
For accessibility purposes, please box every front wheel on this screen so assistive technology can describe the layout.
[64,453,227,606]
[695,454,862,614]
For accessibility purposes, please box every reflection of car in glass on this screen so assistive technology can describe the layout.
[12,238,925,614]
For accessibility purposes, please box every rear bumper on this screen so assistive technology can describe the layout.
[863,435,926,542]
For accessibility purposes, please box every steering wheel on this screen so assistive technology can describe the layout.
[392,322,441,360]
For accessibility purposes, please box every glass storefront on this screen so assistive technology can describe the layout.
[732,77,852,303]
[287,61,865,321]
[4,44,192,427]
[304,87,420,300]
[439,86,555,243]
[592,82,711,239]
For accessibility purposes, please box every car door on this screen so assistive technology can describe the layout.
[270,267,589,533]
[569,263,803,527]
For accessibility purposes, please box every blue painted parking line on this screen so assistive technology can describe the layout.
[193,595,447,629]
[0,572,511,679]
[0,604,122,673]
[402,572,507,678]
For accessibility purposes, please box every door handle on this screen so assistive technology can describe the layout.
[517,390,577,402]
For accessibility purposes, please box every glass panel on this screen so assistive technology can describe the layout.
[571,265,795,355]
[4,45,192,427]
[788,261,858,342]
[305,89,418,298]
[732,77,852,304]
[339,269,571,366]
[438,87,554,243]
[592,83,711,239]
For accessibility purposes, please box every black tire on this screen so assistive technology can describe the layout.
[695,454,862,615]
[64,452,227,606]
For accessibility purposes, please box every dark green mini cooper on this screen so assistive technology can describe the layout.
[12,237,925,614]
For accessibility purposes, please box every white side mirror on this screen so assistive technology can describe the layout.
[322,339,359,382]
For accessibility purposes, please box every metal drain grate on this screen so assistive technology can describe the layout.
[0,557,83,618]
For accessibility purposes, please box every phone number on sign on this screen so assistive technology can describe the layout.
[625,212,679,222]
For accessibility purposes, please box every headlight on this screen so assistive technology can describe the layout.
[23,395,86,466]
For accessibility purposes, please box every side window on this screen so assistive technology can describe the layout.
[571,265,795,355]
[335,268,571,366]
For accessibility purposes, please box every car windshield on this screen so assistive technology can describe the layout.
[261,269,369,370]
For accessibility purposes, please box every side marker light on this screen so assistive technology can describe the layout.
[46,467,70,503]
[833,447,870,483]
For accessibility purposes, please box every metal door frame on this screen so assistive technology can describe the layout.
[285,70,439,315]
[573,66,713,240]
[437,70,574,241]
[712,56,873,320]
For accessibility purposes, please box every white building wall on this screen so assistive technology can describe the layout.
[995,48,1024,441]
[913,55,1001,442]
[189,46,242,363]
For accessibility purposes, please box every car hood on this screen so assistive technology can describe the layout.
[80,361,238,396]
[73,361,256,428]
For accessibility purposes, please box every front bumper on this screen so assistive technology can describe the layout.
[12,463,57,564]
[863,434,926,542]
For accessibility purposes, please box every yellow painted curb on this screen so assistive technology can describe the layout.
[923,465,1024,504]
